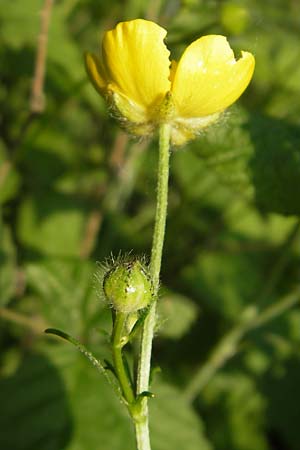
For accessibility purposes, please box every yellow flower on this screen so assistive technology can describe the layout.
[85,19,255,145]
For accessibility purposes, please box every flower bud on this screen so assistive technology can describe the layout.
[103,260,152,314]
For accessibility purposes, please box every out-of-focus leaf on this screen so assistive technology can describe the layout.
[0,0,40,48]
[25,259,105,336]
[0,0,82,82]
[0,143,21,204]
[225,200,298,246]
[201,372,268,450]
[17,191,89,257]
[151,381,212,450]
[0,222,16,306]
[262,358,300,450]
[244,305,300,375]
[176,108,300,216]
[158,292,198,340]
[177,108,253,204]
[0,345,213,450]
[249,114,300,215]
[0,346,133,450]
[182,251,262,321]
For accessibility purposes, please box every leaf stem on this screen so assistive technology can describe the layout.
[45,328,124,403]
[136,123,171,450]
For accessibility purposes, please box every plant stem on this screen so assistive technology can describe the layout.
[183,288,300,403]
[136,123,171,450]
[134,420,151,450]
[257,219,300,307]
[112,312,135,404]
[183,323,246,403]
[149,123,171,291]
[0,307,46,334]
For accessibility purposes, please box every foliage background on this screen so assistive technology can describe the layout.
[1,0,300,449]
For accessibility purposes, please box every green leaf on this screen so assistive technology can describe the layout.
[0,345,213,450]
[262,357,300,450]
[0,221,16,306]
[201,372,268,450]
[176,109,300,216]
[158,292,198,340]
[150,381,212,450]
[249,114,300,215]
[25,259,106,335]
[182,251,263,321]
[17,191,88,257]
[0,345,134,450]
[0,0,40,49]
[0,143,21,204]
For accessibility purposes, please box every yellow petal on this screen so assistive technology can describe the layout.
[102,19,171,115]
[171,35,255,117]
[84,52,107,95]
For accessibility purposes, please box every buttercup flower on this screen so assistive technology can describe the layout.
[85,19,255,145]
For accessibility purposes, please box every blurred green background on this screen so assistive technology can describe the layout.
[1,0,300,449]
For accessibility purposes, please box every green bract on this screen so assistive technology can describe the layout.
[103,260,152,314]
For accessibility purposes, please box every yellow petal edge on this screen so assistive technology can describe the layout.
[171,35,255,118]
[85,52,107,95]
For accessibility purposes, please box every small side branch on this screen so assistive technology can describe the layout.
[30,0,54,113]
[183,288,300,402]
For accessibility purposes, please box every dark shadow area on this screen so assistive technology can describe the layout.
[0,352,73,450]
[261,358,300,450]
[248,113,300,216]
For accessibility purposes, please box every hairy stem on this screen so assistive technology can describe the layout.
[135,123,171,450]
[112,312,135,405]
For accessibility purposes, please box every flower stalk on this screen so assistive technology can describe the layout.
[136,122,171,450]
[111,312,135,405]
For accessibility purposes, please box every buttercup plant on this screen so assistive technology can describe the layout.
[46,18,254,450]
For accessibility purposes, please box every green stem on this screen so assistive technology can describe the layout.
[134,420,151,450]
[149,124,171,289]
[183,288,300,403]
[112,312,135,405]
[257,219,300,307]
[136,123,171,450]
[183,324,245,403]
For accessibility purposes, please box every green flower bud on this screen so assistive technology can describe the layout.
[103,260,152,314]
